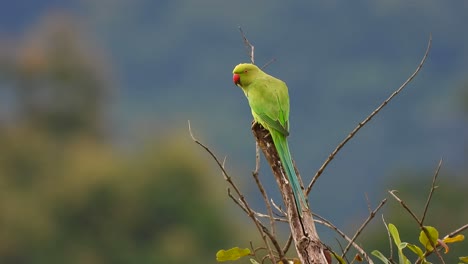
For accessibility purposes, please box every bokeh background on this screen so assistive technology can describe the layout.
[0,1,467,263]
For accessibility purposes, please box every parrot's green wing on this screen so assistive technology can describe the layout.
[247,76,290,136]
[257,113,289,137]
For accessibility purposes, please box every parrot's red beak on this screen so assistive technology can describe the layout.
[233,74,240,85]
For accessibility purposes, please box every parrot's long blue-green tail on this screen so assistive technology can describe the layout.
[271,132,309,216]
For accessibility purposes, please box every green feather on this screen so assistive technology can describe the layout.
[270,131,308,215]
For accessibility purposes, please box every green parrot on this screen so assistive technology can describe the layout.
[232,63,308,215]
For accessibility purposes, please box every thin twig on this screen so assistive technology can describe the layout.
[260,225,286,263]
[250,241,268,257]
[307,33,432,194]
[252,167,279,254]
[254,212,288,223]
[239,27,254,64]
[421,158,442,224]
[381,215,396,264]
[271,199,287,217]
[281,235,294,255]
[313,213,374,264]
[445,223,468,238]
[252,142,277,238]
[342,198,387,257]
[189,121,232,182]
[388,190,422,225]
[227,188,248,213]
[261,58,276,70]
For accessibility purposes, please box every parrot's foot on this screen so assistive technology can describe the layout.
[250,120,257,129]
[251,121,269,137]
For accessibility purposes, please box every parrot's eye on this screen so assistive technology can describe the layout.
[244,70,248,73]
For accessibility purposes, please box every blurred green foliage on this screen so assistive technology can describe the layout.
[0,14,240,264]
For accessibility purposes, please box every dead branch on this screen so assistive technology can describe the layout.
[446,223,468,238]
[252,142,277,238]
[421,158,442,224]
[381,216,396,264]
[282,235,294,255]
[239,27,255,64]
[261,58,277,70]
[307,33,433,194]
[342,198,387,258]
[313,213,374,264]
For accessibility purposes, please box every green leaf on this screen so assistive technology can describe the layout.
[398,242,408,250]
[250,259,260,264]
[371,250,391,264]
[388,224,410,264]
[216,247,251,262]
[459,256,468,263]
[419,226,439,251]
[406,243,424,257]
[407,243,430,263]
[388,224,402,245]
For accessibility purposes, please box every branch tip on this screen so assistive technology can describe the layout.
[238,27,255,64]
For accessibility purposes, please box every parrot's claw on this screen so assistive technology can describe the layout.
[250,120,256,129]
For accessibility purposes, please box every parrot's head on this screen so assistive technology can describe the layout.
[232,63,261,88]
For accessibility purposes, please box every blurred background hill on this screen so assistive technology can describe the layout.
[0,1,467,263]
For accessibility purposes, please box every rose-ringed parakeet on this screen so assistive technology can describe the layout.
[232,63,308,215]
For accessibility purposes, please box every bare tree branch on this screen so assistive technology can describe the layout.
[421,158,442,224]
[381,215,396,264]
[282,234,294,255]
[254,212,288,223]
[388,190,422,223]
[239,27,254,64]
[252,163,280,256]
[342,198,387,257]
[307,33,433,194]
[227,188,248,213]
[271,198,287,217]
[261,58,277,70]
[252,141,278,239]
[313,213,374,264]
[446,223,468,238]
